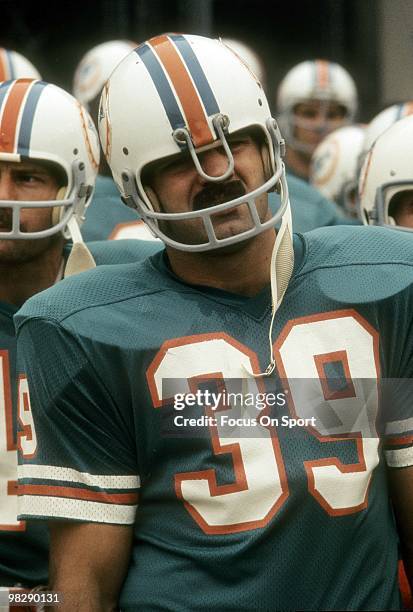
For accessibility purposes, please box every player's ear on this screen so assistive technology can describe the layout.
[143,185,162,212]
[260,143,279,193]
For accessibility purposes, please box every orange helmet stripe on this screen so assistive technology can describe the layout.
[150,34,214,147]
[316,60,330,89]
[0,79,34,153]
[0,49,9,81]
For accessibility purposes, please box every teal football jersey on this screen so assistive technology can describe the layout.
[0,238,162,587]
[15,226,413,610]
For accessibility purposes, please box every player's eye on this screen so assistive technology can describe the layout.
[297,108,318,120]
[15,172,45,185]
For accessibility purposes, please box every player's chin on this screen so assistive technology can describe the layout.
[210,217,257,247]
[0,241,25,262]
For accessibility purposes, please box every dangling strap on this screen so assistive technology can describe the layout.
[243,197,294,378]
[63,216,96,278]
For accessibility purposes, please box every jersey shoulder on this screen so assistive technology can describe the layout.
[15,253,171,330]
[87,238,163,265]
[297,225,413,303]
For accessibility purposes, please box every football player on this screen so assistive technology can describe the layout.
[0,48,41,81]
[0,79,160,607]
[221,38,266,88]
[310,124,365,218]
[356,101,413,186]
[276,59,358,182]
[359,113,413,230]
[15,35,413,611]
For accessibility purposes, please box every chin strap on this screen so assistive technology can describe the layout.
[243,198,294,378]
[63,216,96,278]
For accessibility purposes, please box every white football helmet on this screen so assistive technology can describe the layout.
[0,48,41,80]
[0,79,100,241]
[276,60,358,153]
[356,101,413,182]
[221,38,265,86]
[358,114,413,231]
[99,33,290,253]
[310,124,365,217]
[363,102,413,155]
[73,40,137,109]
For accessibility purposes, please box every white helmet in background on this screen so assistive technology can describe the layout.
[310,124,365,217]
[73,40,137,109]
[357,101,413,178]
[99,33,290,253]
[0,48,41,80]
[221,38,265,86]
[276,59,358,153]
[0,79,99,241]
[358,114,413,231]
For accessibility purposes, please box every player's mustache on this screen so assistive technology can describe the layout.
[192,180,246,211]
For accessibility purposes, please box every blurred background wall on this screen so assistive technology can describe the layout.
[0,0,410,122]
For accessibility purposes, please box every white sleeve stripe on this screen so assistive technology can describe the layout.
[385,417,413,435]
[18,495,137,525]
[18,465,140,489]
[385,446,413,468]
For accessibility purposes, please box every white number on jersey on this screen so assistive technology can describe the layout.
[0,351,24,531]
[147,311,380,534]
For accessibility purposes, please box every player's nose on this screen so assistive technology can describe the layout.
[198,147,233,180]
[0,171,15,200]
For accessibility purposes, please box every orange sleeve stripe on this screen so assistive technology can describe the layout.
[384,434,413,446]
[19,483,139,505]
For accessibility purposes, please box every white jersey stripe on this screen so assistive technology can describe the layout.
[18,464,140,489]
[18,494,137,525]
[385,446,413,468]
[384,416,413,436]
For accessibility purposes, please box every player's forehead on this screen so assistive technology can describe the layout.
[0,159,55,175]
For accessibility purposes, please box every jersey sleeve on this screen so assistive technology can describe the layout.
[16,317,139,525]
[382,285,413,468]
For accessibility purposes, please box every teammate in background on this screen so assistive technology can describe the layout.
[222,42,347,230]
[0,48,41,81]
[0,79,160,602]
[73,39,159,241]
[356,101,413,182]
[16,35,413,611]
[359,114,413,230]
[310,124,365,219]
[276,59,358,182]
[222,38,266,88]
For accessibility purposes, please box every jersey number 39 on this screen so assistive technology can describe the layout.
[148,310,380,534]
